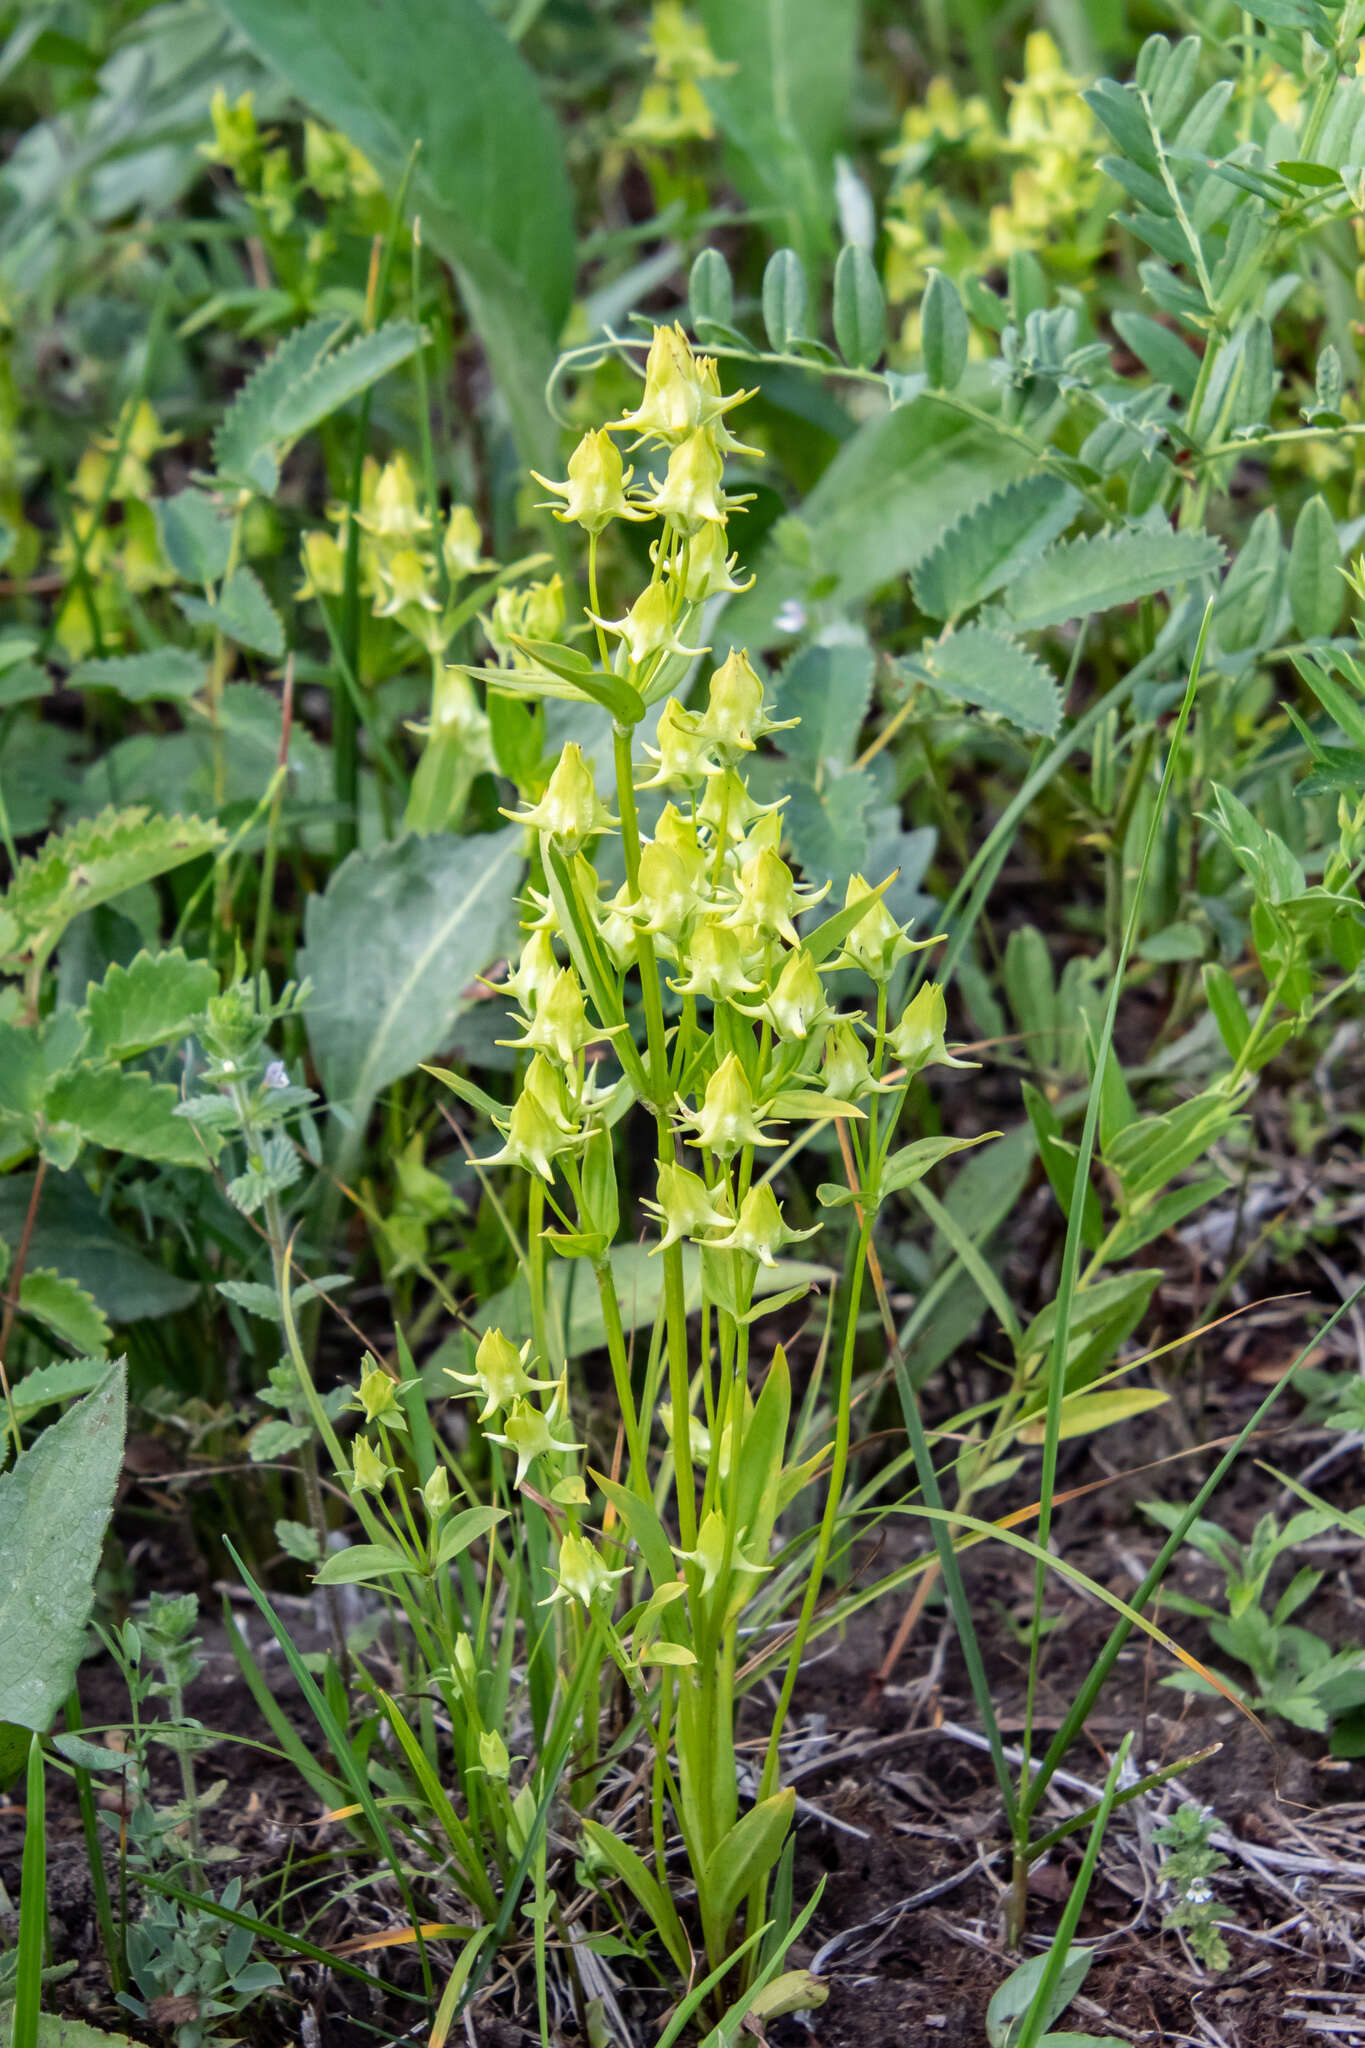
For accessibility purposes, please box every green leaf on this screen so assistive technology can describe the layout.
[1005,526,1224,630]
[155,487,234,584]
[580,1818,691,1978]
[68,648,204,703]
[176,565,285,659]
[718,396,1029,648]
[299,826,523,1141]
[921,269,968,391]
[213,0,574,476]
[209,313,348,490]
[881,1133,995,1197]
[908,623,1062,737]
[9,1357,110,1423]
[432,1504,503,1568]
[689,247,734,334]
[313,1543,421,1586]
[775,636,873,771]
[832,243,886,368]
[1111,311,1200,401]
[221,320,422,494]
[83,947,217,1061]
[695,0,858,259]
[18,1270,112,1357]
[987,1945,1093,2048]
[0,1171,198,1323]
[1287,493,1343,640]
[0,1364,126,1736]
[912,474,1082,621]
[783,773,877,884]
[0,806,224,959]
[45,1066,216,1169]
[762,248,808,352]
[701,1790,796,1932]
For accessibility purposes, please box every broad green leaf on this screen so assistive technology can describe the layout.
[832,243,886,368]
[783,773,877,885]
[46,1066,216,1169]
[912,475,1081,621]
[18,1270,112,1357]
[921,269,968,390]
[579,1818,691,1978]
[762,248,808,352]
[881,1133,994,1198]
[155,487,234,583]
[986,1946,1093,2048]
[0,1363,126,1736]
[299,826,523,1140]
[1018,1270,1161,1379]
[908,623,1062,737]
[695,0,858,259]
[775,637,873,772]
[214,0,574,474]
[718,396,1030,648]
[213,318,422,493]
[0,806,224,959]
[0,1171,198,1323]
[176,564,285,658]
[701,1790,796,1932]
[0,2016,140,2048]
[69,648,204,702]
[9,1357,110,1423]
[1287,493,1343,640]
[83,947,217,1061]
[1005,527,1225,630]
[313,1543,421,1586]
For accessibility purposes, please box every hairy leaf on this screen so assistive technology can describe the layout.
[176,565,285,658]
[83,948,217,1061]
[210,313,347,489]
[215,320,421,494]
[912,474,1081,620]
[0,1172,198,1323]
[0,1364,126,1735]
[18,1270,113,1357]
[155,487,234,584]
[299,826,523,1141]
[1287,493,1343,640]
[45,1066,217,1169]
[0,807,224,957]
[69,648,205,702]
[9,1357,111,1423]
[908,623,1062,737]
[1005,526,1225,630]
[775,637,874,771]
[832,243,886,368]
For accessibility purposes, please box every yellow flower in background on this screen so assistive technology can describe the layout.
[625,0,733,144]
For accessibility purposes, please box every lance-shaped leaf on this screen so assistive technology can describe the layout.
[1005,526,1225,631]
[212,316,423,493]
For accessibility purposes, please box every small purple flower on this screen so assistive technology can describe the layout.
[264,1060,289,1090]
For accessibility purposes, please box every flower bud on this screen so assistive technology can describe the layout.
[504,742,616,854]
[682,1052,772,1158]
[887,983,975,1072]
[836,874,913,982]
[442,504,494,581]
[297,528,346,599]
[643,1161,734,1251]
[350,1436,392,1495]
[823,1020,874,1101]
[356,1360,404,1426]
[668,919,763,1001]
[588,578,707,667]
[709,1182,816,1266]
[532,429,648,534]
[643,427,730,535]
[422,1465,452,1518]
[478,1729,510,1780]
[360,452,429,543]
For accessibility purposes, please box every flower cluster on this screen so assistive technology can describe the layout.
[625,1,734,147]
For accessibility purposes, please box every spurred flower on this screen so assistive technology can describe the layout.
[707,1182,817,1266]
[678,1052,774,1158]
[543,1532,629,1610]
[446,1327,556,1424]
[485,1394,583,1487]
[887,983,976,1072]
[532,429,649,535]
[503,742,616,854]
[643,1160,734,1251]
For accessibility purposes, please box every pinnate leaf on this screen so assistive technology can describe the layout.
[913,474,1081,621]
[1005,526,1225,630]
[908,623,1062,736]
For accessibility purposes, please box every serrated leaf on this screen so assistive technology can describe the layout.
[763,248,808,351]
[83,948,218,1061]
[832,243,886,368]
[909,624,1062,737]
[783,773,875,884]
[18,1270,113,1356]
[155,488,233,584]
[912,474,1082,620]
[300,826,523,1141]
[9,1356,110,1423]
[68,648,205,702]
[0,807,225,959]
[44,1066,217,1169]
[210,314,347,489]
[176,565,285,658]
[1288,493,1343,640]
[214,319,422,492]
[0,1364,126,1735]
[1005,526,1225,630]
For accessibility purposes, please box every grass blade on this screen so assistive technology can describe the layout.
[14,1734,46,2048]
